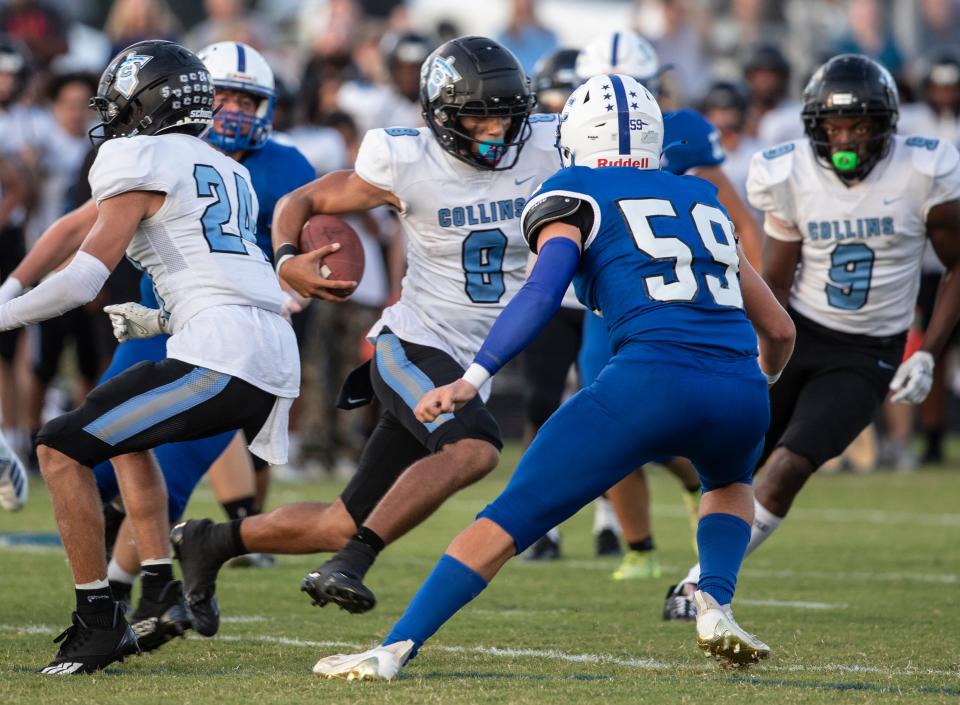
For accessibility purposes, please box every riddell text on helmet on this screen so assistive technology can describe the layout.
[596,157,650,167]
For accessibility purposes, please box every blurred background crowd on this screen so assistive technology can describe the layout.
[0,0,956,478]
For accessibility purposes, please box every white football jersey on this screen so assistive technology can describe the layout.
[356,117,562,371]
[748,135,960,336]
[88,133,299,401]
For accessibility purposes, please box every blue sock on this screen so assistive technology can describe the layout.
[696,512,751,605]
[383,554,488,655]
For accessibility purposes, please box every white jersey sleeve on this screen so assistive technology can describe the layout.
[906,136,960,219]
[89,136,177,203]
[354,127,414,196]
[746,142,801,240]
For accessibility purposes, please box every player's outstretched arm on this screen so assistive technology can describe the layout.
[0,192,158,331]
[740,246,795,384]
[0,199,98,304]
[891,199,960,404]
[694,165,764,270]
[272,170,401,301]
[416,223,582,422]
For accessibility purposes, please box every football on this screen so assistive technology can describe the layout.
[299,215,365,297]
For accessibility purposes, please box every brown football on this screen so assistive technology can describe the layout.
[298,215,365,297]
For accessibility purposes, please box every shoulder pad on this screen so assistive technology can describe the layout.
[752,141,797,184]
[746,141,799,219]
[521,194,586,252]
[906,136,960,178]
[526,116,562,152]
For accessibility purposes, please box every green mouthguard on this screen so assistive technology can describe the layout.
[831,150,859,172]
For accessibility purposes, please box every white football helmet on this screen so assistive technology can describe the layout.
[197,41,275,151]
[575,31,661,84]
[558,73,662,170]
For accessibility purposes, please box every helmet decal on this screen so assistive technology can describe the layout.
[115,53,152,99]
[424,55,461,101]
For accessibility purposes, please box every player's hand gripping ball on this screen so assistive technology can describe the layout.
[299,215,365,298]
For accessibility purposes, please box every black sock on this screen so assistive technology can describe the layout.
[209,518,248,562]
[354,526,385,554]
[222,496,258,521]
[75,585,116,628]
[924,428,944,461]
[140,562,174,602]
[628,536,655,553]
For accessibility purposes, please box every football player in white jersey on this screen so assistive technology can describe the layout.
[663,54,960,620]
[172,35,562,629]
[0,41,300,674]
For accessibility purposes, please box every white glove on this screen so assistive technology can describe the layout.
[103,302,170,343]
[279,291,311,321]
[889,350,934,405]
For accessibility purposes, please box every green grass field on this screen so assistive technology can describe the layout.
[2,445,959,704]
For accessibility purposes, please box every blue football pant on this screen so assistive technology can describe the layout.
[92,336,234,521]
[478,344,768,553]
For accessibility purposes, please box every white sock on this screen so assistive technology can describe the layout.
[107,557,137,585]
[140,557,172,567]
[593,497,622,535]
[546,527,561,543]
[745,499,783,557]
[75,578,109,590]
[682,562,701,587]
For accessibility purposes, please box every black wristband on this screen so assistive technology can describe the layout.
[274,243,300,260]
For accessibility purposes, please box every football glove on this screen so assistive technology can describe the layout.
[889,350,934,405]
[103,302,170,343]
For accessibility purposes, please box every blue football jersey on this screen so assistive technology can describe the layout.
[137,139,315,308]
[242,139,316,262]
[528,166,757,359]
[661,108,724,175]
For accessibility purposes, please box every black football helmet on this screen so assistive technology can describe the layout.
[89,40,215,144]
[420,35,535,171]
[801,54,898,183]
[0,35,31,108]
[532,48,579,113]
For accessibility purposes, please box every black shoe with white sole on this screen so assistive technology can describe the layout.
[129,580,193,652]
[41,604,140,675]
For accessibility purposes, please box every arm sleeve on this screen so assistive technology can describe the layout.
[473,237,581,376]
[88,137,176,204]
[0,251,110,331]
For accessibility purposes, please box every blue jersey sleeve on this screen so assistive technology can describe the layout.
[661,109,725,176]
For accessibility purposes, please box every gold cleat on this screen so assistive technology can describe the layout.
[612,550,662,580]
[694,591,770,669]
[312,639,415,681]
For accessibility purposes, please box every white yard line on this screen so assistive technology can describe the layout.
[4,625,956,679]
[735,598,848,610]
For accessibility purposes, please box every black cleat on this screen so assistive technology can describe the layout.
[595,528,623,557]
[171,519,222,637]
[41,603,140,674]
[662,582,698,621]
[301,562,377,614]
[130,580,193,652]
[525,534,561,561]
